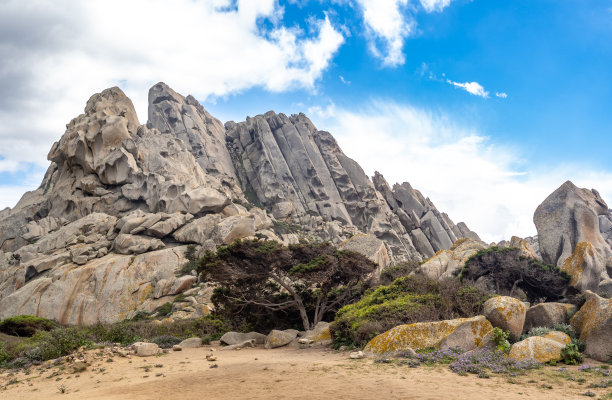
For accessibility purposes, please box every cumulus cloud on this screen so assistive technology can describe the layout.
[446,79,490,98]
[496,92,508,99]
[0,0,345,208]
[309,100,612,242]
[355,0,412,66]
[355,0,455,66]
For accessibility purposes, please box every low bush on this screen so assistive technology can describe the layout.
[0,314,234,368]
[379,261,420,285]
[561,343,583,365]
[492,327,511,353]
[0,315,58,337]
[330,275,491,348]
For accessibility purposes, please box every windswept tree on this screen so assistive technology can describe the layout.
[198,239,377,331]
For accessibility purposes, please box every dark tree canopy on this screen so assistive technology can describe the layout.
[198,239,378,331]
[459,247,571,302]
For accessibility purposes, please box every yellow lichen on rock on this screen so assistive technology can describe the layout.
[509,336,564,363]
[570,290,612,361]
[561,241,593,287]
[363,316,493,356]
[483,296,527,341]
[543,331,571,345]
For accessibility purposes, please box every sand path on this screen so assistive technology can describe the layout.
[0,346,604,399]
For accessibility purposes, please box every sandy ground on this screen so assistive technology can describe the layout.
[0,345,609,400]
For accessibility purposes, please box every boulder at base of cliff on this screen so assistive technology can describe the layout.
[483,296,527,342]
[265,329,299,349]
[523,302,576,333]
[363,316,493,357]
[220,332,267,346]
[570,290,612,361]
[416,238,486,281]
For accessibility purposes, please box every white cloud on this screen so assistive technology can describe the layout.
[0,0,344,191]
[419,0,454,13]
[355,0,413,66]
[339,75,351,85]
[447,79,490,98]
[496,92,508,99]
[309,100,612,243]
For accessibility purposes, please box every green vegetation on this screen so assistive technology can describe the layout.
[459,247,571,302]
[271,220,301,235]
[521,323,585,352]
[330,275,490,348]
[0,314,233,368]
[200,239,377,331]
[178,244,199,276]
[379,261,420,285]
[0,315,58,337]
[560,343,583,365]
[492,327,511,353]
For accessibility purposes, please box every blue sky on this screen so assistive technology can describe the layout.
[0,0,611,241]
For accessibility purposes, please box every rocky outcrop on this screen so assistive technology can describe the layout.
[570,290,612,361]
[534,181,612,292]
[415,238,486,281]
[265,329,299,349]
[226,113,478,263]
[0,83,481,324]
[0,247,191,325]
[363,316,493,356]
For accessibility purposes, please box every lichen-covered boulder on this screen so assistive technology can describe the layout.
[570,290,612,361]
[302,321,332,343]
[363,316,493,356]
[523,302,576,333]
[265,329,299,349]
[178,337,202,348]
[509,336,565,363]
[483,296,527,341]
[543,331,572,345]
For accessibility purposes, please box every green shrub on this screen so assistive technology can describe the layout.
[379,261,420,285]
[330,275,490,348]
[155,302,173,317]
[0,315,58,337]
[561,343,583,365]
[492,328,511,353]
[151,335,182,348]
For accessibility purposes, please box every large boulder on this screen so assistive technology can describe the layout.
[483,296,527,341]
[523,302,576,333]
[363,316,493,356]
[133,342,160,357]
[508,334,568,363]
[509,236,539,259]
[534,181,612,291]
[265,329,299,349]
[338,234,390,274]
[301,321,332,343]
[220,332,267,346]
[416,238,486,281]
[570,290,612,361]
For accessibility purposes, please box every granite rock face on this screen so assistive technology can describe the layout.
[0,83,481,324]
[534,181,612,292]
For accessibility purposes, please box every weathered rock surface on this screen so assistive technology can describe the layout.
[534,181,612,291]
[301,321,332,343]
[265,329,299,349]
[0,83,481,324]
[415,238,486,281]
[483,296,527,341]
[133,342,160,357]
[570,290,612,361]
[508,335,566,363]
[523,302,576,333]
[178,337,202,348]
[363,316,493,356]
[338,234,390,274]
[220,332,267,346]
[0,247,190,324]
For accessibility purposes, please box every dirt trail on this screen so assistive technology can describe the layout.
[0,346,604,400]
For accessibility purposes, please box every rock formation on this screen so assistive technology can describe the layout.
[534,181,612,293]
[0,83,480,324]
